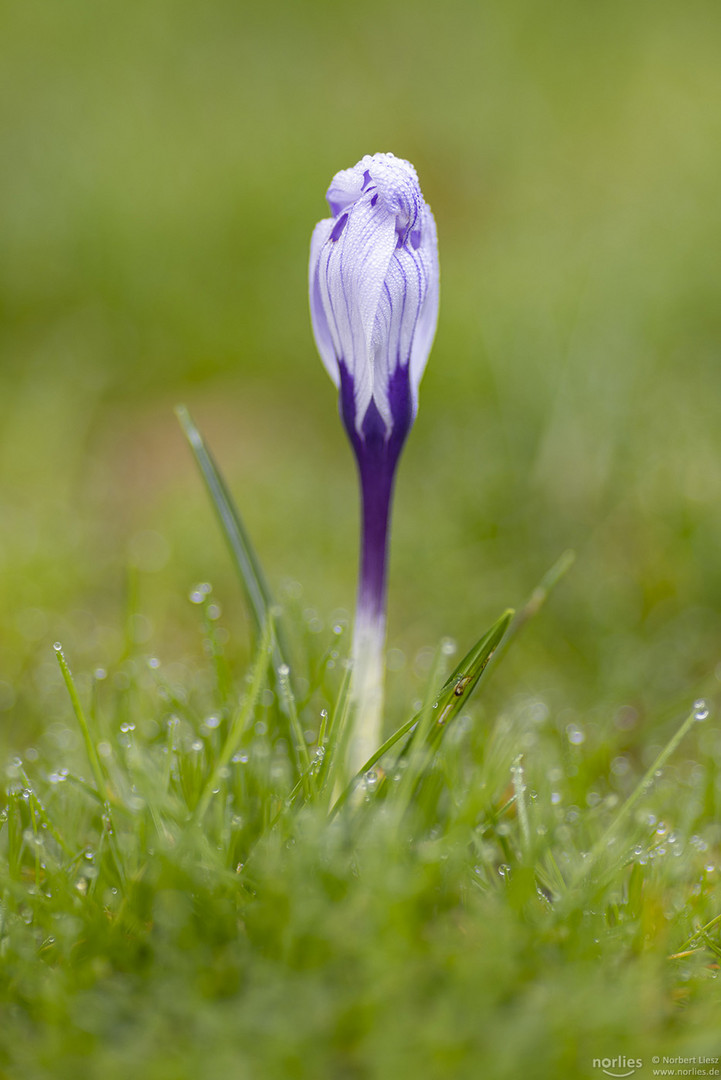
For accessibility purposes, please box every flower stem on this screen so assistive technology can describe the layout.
[337,364,413,780]
[347,448,395,775]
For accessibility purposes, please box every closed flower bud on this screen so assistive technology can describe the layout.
[309,152,439,452]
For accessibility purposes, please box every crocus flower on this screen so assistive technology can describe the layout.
[309,152,439,773]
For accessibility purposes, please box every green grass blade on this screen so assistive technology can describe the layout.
[175,405,277,641]
[328,714,418,817]
[275,660,313,799]
[317,662,354,806]
[330,610,514,816]
[573,701,707,888]
[485,550,575,680]
[424,608,514,751]
[54,643,108,802]
[194,619,274,823]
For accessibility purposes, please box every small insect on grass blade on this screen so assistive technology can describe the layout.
[424,608,513,752]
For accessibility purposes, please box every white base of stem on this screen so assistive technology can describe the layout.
[347,614,385,778]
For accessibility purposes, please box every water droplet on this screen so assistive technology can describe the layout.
[528,701,550,725]
[498,864,511,879]
[277,664,290,678]
[94,667,107,681]
[551,792,562,805]
[566,724,585,746]
[119,723,135,734]
[189,582,212,604]
[204,715,221,729]
[53,642,63,653]
[364,768,380,791]
[191,739,203,752]
[693,699,710,722]
[207,603,222,621]
[441,637,457,656]
[147,657,160,670]
[232,752,249,764]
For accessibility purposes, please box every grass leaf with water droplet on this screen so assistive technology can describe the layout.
[175,405,291,671]
[422,608,514,752]
[331,609,513,816]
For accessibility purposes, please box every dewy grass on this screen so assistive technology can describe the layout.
[2,463,721,1078]
[2,588,720,1079]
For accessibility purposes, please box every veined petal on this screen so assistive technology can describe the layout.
[309,152,439,441]
[408,204,439,411]
[326,165,367,216]
[319,193,398,425]
[309,218,339,385]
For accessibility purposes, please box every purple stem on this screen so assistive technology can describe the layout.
[339,363,414,629]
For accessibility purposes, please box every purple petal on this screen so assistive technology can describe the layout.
[309,152,439,440]
[308,218,339,385]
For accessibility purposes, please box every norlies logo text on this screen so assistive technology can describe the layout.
[593,1057,643,1078]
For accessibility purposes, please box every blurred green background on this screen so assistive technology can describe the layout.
[2,0,721,748]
